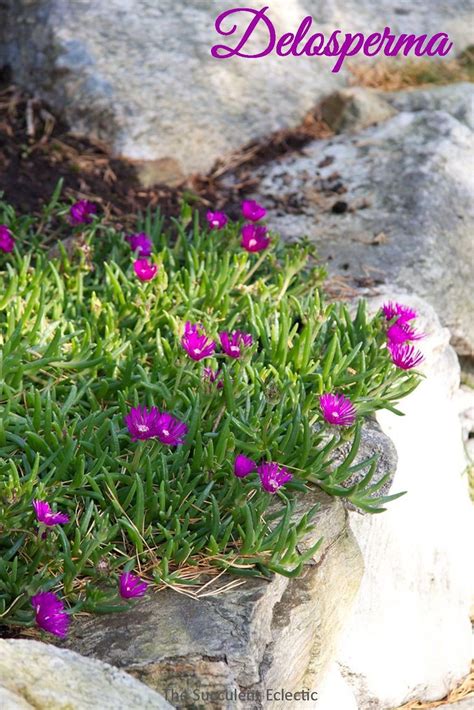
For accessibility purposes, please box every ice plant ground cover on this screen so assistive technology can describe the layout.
[0,187,422,635]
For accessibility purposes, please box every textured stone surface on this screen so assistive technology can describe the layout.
[66,490,364,709]
[333,290,474,709]
[0,1,473,177]
[0,639,172,709]
[247,109,474,356]
[319,88,397,133]
[0,687,33,710]
[385,82,474,130]
[319,83,474,134]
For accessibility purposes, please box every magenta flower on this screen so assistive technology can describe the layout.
[320,393,357,427]
[203,367,223,388]
[133,258,158,281]
[381,301,417,323]
[258,462,292,494]
[389,343,424,370]
[241,200,266,222]
[124,405,161,441]
[69,199,97,225]
[0,225,14,253]
[182,322,216,361]
[126,232,153,257]
[155,412,188,446]
[234,454,256,478]
[387,321,424,345]
[206,211,228,230]
[31,591,69,638]
[219,330,253,359]
[32,500,69,526]
[119,571,148,599]
[241,224,270,253]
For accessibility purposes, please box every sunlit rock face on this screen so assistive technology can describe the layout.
[327,291,473,709]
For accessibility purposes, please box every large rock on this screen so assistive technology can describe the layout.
[0,1,472,178]
[329,290,474,709]
[0,639,172,709]
[245,108,474,356]
[65,489,364,709]
[385,82,474,130]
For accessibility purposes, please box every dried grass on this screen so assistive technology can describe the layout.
[348,48,474,91]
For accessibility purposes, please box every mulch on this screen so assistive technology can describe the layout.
[0,78,183,224]
[0,78,374,300]
[0,70,332,226]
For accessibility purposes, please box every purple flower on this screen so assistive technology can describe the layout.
[241,200,266,222]
[381,301,417,323]
[320,393,357,427]
[388,343,424,370]
[258,462,292,494]
[387,321,424,345]
[241,224,270,253]
[125,407,187,446]
[234,454,256,478]
[31,591,69,638]
[32,500,69,526]
[206,211,228,230]
[69,200,97,225]
[0,225,14,253]
[182,322,216,361]
[203,367,223,388]
[126,232,153,257]
[219,330,253,359]
[125,405,161,441]
[133,258,158,281]
[155,412,188,446]
[119,571,148,599]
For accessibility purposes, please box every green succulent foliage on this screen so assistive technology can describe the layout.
[0,186,419,630]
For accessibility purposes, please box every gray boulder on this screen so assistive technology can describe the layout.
[0,1,472,178]
[0,639,173,709]
[385,82,474,130]
[65,490,364,709]
[246,108,474,356]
